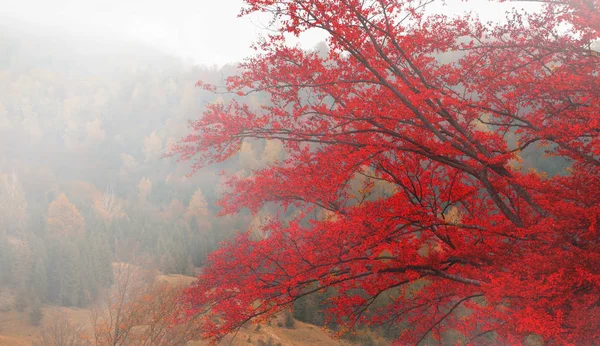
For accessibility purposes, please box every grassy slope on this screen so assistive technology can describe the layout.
[160,274,356,346]
[0,274,374,346]
[0,306,90,345]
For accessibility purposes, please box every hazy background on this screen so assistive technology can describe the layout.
[1,0,540,66]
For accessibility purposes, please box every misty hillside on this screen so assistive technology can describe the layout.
[0,20,248,200]
[0,20,252,305]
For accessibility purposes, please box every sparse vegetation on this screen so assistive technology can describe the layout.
[36,312,86,346]
[257,337,282,346]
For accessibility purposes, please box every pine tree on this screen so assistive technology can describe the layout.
[28,238,48,302]
[45,242,61,304]
[14,289,27,312]
[0,232,13,286]
[30,257,48,303]
[284,312,295,329]
[57,241,83,307]
[292,297,308,323]
[186,188,211,231]
[28,301,44,326]
[79,236,99,303]
[93,233,114,288]
[47,239,84,307]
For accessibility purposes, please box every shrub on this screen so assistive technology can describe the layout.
[29,303,44,326]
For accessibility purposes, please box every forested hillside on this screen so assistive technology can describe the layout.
[0,21,373,344]
[0,21,267,311]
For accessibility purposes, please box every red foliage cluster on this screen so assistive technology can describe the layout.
[171,0,599,344]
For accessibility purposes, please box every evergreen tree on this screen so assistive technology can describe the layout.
[284,312,295,329]
[45,241,61,304]
[28,301,44,326]
[57,241,84,307]
[30,257,48,303]
[28,238,48,302]
[0,232,13,286]
[46,239,85,306]
[93,233,114,288]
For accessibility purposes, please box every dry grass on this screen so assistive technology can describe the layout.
[0,274,370,346]
[156,273,197,287]
[187,313,358,346]
[0,306,90,346]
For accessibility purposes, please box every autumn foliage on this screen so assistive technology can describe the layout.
[47,194,86,237]
[171,0,600,344]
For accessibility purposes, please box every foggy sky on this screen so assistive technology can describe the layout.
[1,0,540,66]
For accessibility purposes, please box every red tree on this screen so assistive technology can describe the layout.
[171,0,600,344]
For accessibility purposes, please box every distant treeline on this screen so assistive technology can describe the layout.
[0,23,265,310]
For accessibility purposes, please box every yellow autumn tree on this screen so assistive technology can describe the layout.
[143,131,163,162]
[138,177,152,201]
[470,113,491,133]
[161,199,186,221]
[186,188,211,231]
[249,211,273,241]
[347,166,397,206]
[239,141,259,171]
[93,188,126,224]
[443,206,462,226]
[420,206,464,257]
[46,194,86,237]
[261,139,285,166]
[65,180,101,207]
